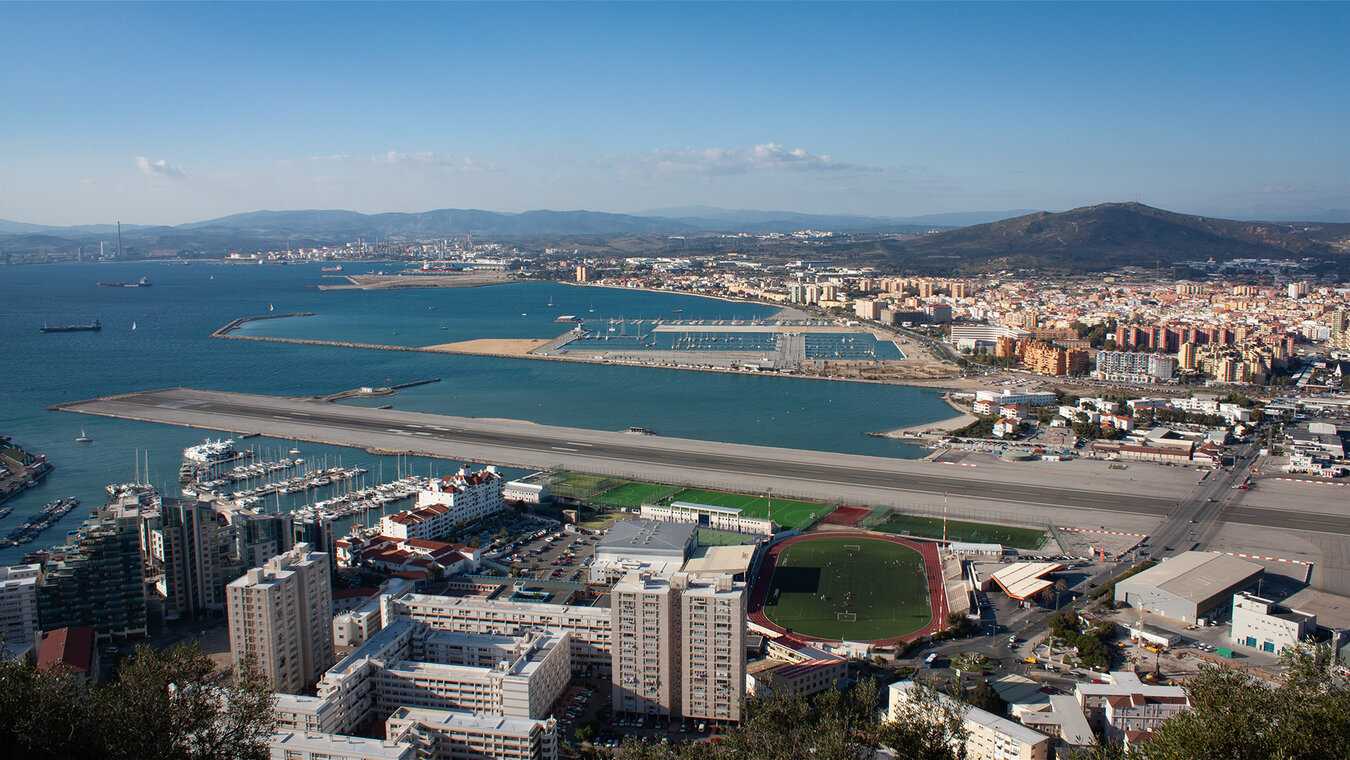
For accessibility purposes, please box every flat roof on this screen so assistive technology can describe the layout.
[669,500,742,515]
[598,519,696,555]
[1120,551,1262,604]
[683,544,756,576]
[270,731,411,760]
[387,706,548,733]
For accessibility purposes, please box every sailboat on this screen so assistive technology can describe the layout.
[131,321,137,331]
[269,303,274,312]
[547,295,556,307]
[75,428,92,443]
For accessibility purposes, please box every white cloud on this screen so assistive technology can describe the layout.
[135,156,188,179]
[626,142,875,175]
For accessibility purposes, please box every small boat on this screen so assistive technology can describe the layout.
[289,448,302,455]
[75,428,92,443]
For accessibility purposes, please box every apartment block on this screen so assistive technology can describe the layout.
[386,708,557,760]
[1075,672,1188,752]
[611,570,746,723]
[37,501,147,642]
[386,593,612,673]
[142,497,292,620]
[0,564,40,656]
[227,542,335,693]
[269,731,413,760]
[888,681,1053,760]
[679,573,747,722]
[380,466,503,541]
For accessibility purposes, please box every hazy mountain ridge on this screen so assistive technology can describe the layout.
[3,203,1348,274]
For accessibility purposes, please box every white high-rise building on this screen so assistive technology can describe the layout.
[0,564,40,656]
[227,542,334,693]
[610,571,746,723]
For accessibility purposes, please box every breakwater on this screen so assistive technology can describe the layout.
[212,312,316,337]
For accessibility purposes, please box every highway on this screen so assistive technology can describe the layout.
[51,387,1349,536]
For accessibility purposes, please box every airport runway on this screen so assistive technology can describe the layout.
[51,387,1348,536]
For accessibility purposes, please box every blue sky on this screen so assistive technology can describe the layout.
[2,1,1347,225]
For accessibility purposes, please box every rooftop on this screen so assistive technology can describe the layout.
[597,519,696,556]
[1121,552,1262,603]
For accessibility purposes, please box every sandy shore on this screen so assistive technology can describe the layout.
[423,338,552,356]
[884,393,976,436]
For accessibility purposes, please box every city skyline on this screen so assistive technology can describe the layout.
[2,1,1348,226]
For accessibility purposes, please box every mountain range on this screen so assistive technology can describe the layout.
[2,203,1347,274]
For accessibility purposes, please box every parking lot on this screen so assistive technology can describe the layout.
[492,526,600,583]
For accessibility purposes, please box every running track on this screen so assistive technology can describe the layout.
[748,532,948,646]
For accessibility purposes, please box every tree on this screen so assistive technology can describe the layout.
[961,681,1006,716]
[878,679,970,760]
[0,641,275,760]
[1054,579,1069,609]
[574,723,596,743]
[1143,644,1350,760]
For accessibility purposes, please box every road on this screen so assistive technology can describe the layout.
[1145,440,1263,558]
[53,387,1350,536]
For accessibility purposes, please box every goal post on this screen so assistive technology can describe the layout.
[836,612,857,622]
[843,544,861,552]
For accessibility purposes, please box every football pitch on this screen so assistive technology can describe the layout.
[873,513,1047,549]
[663,488,829,530]
[588,482,680,509]
[763,536,931,641]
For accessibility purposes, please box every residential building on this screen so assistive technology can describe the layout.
[37,500,147,642]
[1094,351,1176,383]
[227,542,335,693]
[36,625,98,681]
[0,563,40,656]
[386,708,557,760]
[141,497,292,620]
[380,466,504,541]
[611,570,746,723]
[269,732,412,760]
[888,681,1053,760]
[386,593,612,673]
[1075,672,1188,753]
[1230,592,1317,654]
[504,480,550,504]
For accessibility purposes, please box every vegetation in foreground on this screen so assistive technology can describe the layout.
[0,641,275,760]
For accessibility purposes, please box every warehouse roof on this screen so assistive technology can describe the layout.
[1119,551,1262,603]
[598,519,696,557]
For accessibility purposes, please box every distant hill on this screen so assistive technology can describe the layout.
[4,203,1348,274]
[878,202,1350,273]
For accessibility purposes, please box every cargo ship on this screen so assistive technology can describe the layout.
[97,277,152,287]
[39,319,101,333]
[320,265,343,272]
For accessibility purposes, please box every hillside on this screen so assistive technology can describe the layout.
[887,202,1348,273]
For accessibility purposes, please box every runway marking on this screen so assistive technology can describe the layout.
[412,431,432,436]
[1057,527,1148,538]
[1272,477,1349,487]
[551,446,578,452]
[565,442,593,447]
[1210,550,1312,567]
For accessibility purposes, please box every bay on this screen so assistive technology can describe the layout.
[0,262,953,563]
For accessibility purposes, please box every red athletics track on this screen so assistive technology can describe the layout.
[747,532,948,647]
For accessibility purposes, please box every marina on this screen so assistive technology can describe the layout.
[0,496,79,548]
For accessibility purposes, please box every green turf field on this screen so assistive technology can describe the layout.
[589,481,680,509]
[765,536,931,641]
[663,488,829,530]
[697,528,752,546]
[873,513,1047,549]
